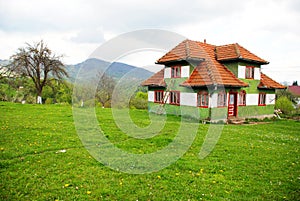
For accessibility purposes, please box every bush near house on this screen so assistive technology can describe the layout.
[275,96,295,115]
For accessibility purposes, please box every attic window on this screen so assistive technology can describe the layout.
[245,66,255,79]
[171,66,181,78]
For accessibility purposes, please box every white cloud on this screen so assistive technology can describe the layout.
[0,0,299,82]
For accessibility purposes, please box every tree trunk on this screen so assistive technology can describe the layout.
[37,90,42,104]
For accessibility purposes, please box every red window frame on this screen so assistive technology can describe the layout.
[245,66,255,79]
[169,91,180,105]
[217,91,227,107]
[197,91,209,108]
[238,90,246,106]
[258,92,266,106]
[154,90,164,103]
[171,66,181,78]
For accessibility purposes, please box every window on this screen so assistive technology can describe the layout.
[171,66,181,78]
[217,91,227,107]
[238,90,246,106]
[258,93,266,106]
[245,66,255,79]
[154,90,164,103]
[197,91,209,107]
[169,91,180,105]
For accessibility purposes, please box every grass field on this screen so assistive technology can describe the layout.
[0,102,299,200]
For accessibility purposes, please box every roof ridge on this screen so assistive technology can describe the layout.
[234,43,241,58]
[185,40,190,58]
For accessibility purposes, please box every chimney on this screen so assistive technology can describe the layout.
[204,39,206,44]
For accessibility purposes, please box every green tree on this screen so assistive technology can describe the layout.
[276,89,298,105]
[275,96,294,115]
[8,40,68,103]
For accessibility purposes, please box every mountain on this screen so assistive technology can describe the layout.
[67,58,153,83]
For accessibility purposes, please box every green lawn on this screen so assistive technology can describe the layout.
[0,102,299,200]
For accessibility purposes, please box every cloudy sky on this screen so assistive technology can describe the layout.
[0,0,299,83]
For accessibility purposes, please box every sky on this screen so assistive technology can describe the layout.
[0,0,299,84]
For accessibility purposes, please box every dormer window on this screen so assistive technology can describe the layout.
[171,66,181,78]
[245,66,255,79]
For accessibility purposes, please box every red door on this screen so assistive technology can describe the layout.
[228,92,237,117]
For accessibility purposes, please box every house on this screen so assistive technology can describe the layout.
[142,39,286,121]
[288,85,300,106]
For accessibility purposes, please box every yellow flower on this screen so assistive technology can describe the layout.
[87,191,92,195]
[64,184,69,187]
[157,175,161,179]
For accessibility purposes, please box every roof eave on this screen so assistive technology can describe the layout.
[258,86,286,89]
[142,84,166,87]
[156,57,205,65]
[217,58,269,65]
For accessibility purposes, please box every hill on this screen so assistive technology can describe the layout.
[67,58,153,83]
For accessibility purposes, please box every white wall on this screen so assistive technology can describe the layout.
[254,68,261,80]
[238,65,245,79]
[266,94,276,105]
[246,94,258,105]
[181,65,190,78]
[180,92,197,107]
[210,93,218,108]
[148,91,154,102]
[164,68,171,78]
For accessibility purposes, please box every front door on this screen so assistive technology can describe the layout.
[228,92,237,117]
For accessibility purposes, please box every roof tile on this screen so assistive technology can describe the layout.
[216,43,269,64]
[258,73,286,89]
[141,69,166,87]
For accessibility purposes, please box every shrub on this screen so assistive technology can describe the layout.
[45,98,53,104]
[130,91,148,109]
[275,96,294,115]
[25,95,36,104]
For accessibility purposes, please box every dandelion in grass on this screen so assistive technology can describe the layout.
[87,191,91,195]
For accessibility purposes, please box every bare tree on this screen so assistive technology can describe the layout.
[96,72,116,107]
[0,62,13,79]
[9,40,68,103]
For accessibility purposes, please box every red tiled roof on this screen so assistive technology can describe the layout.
[141,69,166,87]
[156,39,207,64]
[216,43,269,64]
[258,73,286,89]
[288,85,300,96]
[180,41,248,87]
